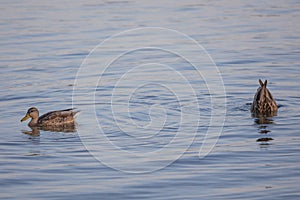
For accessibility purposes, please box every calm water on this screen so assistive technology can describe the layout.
[1,0,300,199]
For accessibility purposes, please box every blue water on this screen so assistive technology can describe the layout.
[1,0,300,199]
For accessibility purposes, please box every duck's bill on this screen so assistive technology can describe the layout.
[21,114,30,122]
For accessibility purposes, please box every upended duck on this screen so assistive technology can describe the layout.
[251,79,278,116]
[21,107,79,127]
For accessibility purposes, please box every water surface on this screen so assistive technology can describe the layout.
[1,0,300,199]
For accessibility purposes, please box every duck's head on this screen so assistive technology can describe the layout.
[21,107,39,122]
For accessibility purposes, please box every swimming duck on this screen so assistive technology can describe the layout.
[21,107,79,127]
[251,79,278,116]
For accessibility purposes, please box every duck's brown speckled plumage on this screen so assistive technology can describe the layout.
[251,79,278,116]
[21,107,79,127]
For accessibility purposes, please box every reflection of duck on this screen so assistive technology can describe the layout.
[22,126,40,136]
[254,117,274,125]
[251,79,278,117]
[21,107,79,127]
[256,137,273,142]
[22,124,77,136]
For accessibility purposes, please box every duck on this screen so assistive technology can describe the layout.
[251,79,278,116]
[21,107,79,127]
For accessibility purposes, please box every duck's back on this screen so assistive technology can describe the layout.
[38,108,79,126]
[251,80,278,116]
